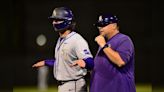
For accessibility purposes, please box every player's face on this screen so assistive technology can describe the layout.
[52,20,64,25]
[52,19,65,32]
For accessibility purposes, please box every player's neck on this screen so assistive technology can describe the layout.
[59,30,71,38]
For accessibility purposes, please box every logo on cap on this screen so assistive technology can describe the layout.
[99,15,103,21]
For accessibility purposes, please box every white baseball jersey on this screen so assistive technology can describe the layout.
[54,31,93,81]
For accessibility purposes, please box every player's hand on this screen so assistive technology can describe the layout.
[32,61,45,68]
[95,35,106,48]
[70,59,86,68]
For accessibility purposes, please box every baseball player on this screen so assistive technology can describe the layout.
[32,7,94,92]
[90,14,136,92]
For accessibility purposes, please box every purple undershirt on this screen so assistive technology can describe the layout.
[44,58,94,69]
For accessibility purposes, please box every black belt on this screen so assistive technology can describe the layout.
[57,77,84,86]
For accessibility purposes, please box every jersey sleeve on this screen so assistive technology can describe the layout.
[83,57,94,70]
[74,38,93,59]
[116,37,134,64]
[45,59,56,67]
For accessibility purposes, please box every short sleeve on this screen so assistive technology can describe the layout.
[116,37,134,64]
[74,38,93,59]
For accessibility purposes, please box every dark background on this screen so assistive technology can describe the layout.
[0,0,159,91]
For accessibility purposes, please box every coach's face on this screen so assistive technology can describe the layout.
[98,23,117,36]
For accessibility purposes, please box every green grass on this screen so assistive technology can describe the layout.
[153,87,164,92]
[136,84,151,92]
[13,84,157,92]
[13,86,57,92]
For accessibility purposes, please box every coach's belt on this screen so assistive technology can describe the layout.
[57,77,84,85]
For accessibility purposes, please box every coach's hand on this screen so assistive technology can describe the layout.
[32,61,45,68]
[70,59,86,68]
[95,35,106,48]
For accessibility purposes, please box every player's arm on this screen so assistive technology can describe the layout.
[95,35,125,67]
[32,59,55,68]
[83,57,94,70]
[71,57,94,70]
[71,37,94,70]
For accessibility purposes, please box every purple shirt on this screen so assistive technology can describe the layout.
[90,33,136,92]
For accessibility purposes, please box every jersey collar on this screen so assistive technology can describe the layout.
[63,31,76,39]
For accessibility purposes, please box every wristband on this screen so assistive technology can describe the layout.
[102,44,111,50]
